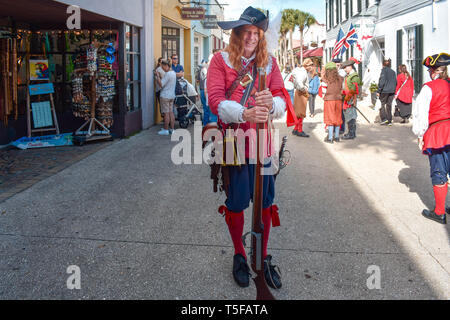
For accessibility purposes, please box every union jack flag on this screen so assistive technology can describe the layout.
[339,24,358,56]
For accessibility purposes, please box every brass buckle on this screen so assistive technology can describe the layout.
[240,73,253,88]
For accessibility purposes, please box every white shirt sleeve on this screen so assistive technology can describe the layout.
[412,85,432,138]
[292,68,308,91]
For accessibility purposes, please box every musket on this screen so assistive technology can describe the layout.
[250,67,276,300]
[355,105,370,124]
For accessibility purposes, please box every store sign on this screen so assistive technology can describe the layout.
[181,7,206,20]
[202,15,219,29]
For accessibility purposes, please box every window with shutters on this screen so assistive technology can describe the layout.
[406,25,423,93]
[326,1,330,30]
[342,0,348,21]
[334,0,339,26]
[396,29,403,73]
[351,0,361,16]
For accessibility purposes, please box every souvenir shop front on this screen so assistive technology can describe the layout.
[0,0,143,146]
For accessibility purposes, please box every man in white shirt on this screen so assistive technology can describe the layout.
[155,59,177,135]
[291,58,315,137]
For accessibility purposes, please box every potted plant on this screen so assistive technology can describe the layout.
[369,82,378,106]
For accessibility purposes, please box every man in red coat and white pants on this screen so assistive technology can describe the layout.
[412,52,450,224]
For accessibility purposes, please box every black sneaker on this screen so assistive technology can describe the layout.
[264,255,282,289]
[233,254,251,287]
[422,209,447,225]
[334,137,341,143]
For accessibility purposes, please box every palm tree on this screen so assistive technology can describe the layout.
[296,10,316,65]
[282,9,297,68]
[279,17,290,69]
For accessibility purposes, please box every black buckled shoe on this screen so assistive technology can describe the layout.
[422,209,447,224]
[324,136,333,144]
[264,255,282,289]
[233,254,251,287]
[297,131,310,138]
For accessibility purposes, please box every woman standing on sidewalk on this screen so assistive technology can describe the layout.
[308,67,320,118]
[321,62,344,143]
[395,64,414,123]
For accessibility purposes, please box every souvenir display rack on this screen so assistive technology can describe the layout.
[0,28,18,126]
[71,42,116,146]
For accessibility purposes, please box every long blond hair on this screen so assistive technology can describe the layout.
[224,25,269,71]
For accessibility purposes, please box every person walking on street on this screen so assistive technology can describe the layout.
[292,58,315,137]
[199,59,218,126]
[207,7,286,289]
[395,64,414,123]
[155,59,176,135]
[322,62,344,143]
[377,59,397,126]
[412,52,450,225]
[341,59,363,140]
[308,67,320,118]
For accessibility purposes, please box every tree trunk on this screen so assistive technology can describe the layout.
[300,28,304,65]
[289,30,295,68]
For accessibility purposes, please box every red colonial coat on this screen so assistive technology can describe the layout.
[422,78,450,153]
[395,73,414,104]
[207,52,288,157]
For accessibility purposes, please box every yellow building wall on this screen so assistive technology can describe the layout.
[153,0,192,124]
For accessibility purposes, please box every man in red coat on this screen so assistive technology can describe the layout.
[412,52,450,224]
[207,7,286,289]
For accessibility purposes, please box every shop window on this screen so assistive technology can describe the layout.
[162,27,180,60]
[126,24,141,112]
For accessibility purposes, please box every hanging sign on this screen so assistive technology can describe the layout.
[202,15,219,29]
[181,7,206,20]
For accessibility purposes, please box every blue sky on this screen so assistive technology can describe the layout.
[223,0,326,24]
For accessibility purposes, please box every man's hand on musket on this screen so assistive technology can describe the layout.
[243,106,269,123]
[255,89,273,112]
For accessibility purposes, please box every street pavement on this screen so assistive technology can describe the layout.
[0,97,449,300]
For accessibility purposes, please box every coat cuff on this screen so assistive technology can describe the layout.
[218,100,245,124]
[271,96,286,120]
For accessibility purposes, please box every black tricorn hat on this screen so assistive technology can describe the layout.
[332,58,342,63]
[341,59,356,68]
[423,53,450,68]
[217,6,269,32]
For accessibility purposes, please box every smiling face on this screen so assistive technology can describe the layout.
[241,25,260,58]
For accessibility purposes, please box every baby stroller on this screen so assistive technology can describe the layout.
[174,78,202,128]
